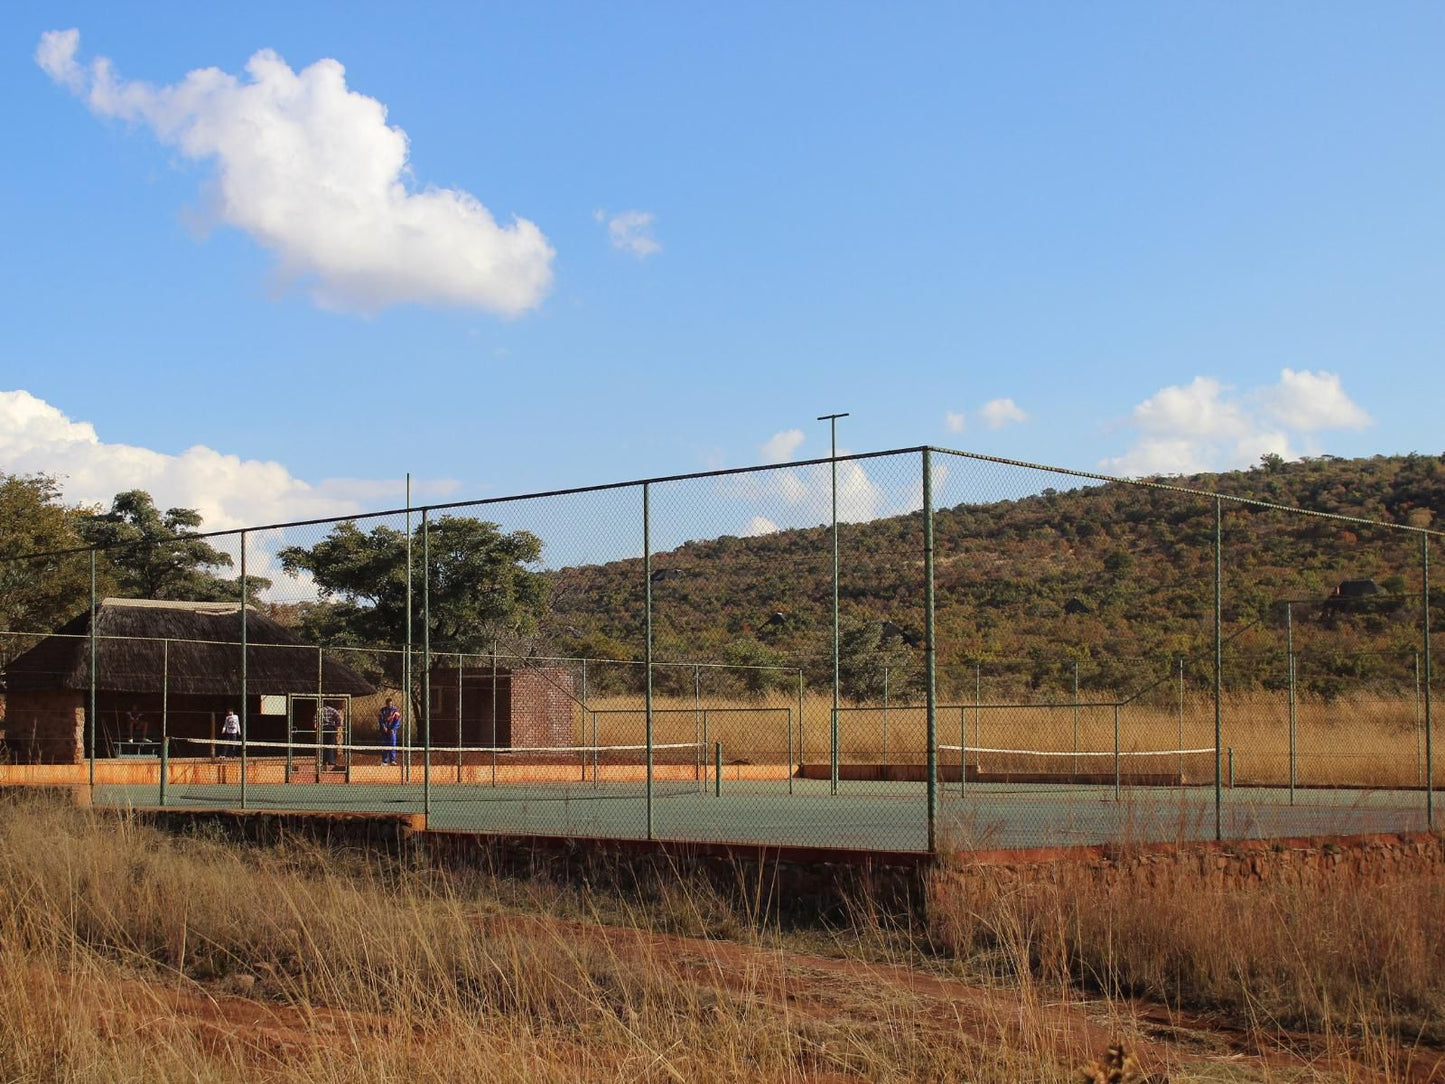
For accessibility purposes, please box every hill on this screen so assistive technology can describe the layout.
[542,452,1445,699]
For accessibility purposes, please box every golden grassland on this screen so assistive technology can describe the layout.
[2,793,1442,1082]
[581,690,1435,789]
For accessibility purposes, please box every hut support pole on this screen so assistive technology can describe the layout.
[240,530,249,809]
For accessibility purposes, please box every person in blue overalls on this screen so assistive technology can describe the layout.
[378,697,401,765]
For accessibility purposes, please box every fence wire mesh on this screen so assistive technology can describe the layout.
[0,446,1439,852]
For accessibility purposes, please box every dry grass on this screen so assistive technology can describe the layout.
[0,792,1092,1083]
[3,790,1439,1081]
[927,853,1445,1053]
[584,690,1431,789]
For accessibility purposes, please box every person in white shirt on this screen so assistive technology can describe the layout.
[221,709,241,759]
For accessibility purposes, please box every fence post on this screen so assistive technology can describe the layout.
[405,475,412,785]
[1213,497,1223,842]
[88,548,96,793]
[161,638,169,792]
[491,641,498,787]
[694,664,702,787]
[159,737,169,807]
[1287,601,1296,805]
[923,448,938,853]
[714,741,722,797]
[1415,651,1423,787]
[422,507,431,818]
[644,482,654,840]
[1177,657,1184,782]
[787,705,794,796]
[240,530,248,809]
[1113,702,1121,801]
[959,705,967,795]
[1072,660,1080,755]
[883,665,890,767]
[1423,533,1434,830]
[796,668,805,774]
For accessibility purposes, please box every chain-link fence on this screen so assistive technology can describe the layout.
[0,446,1439,852]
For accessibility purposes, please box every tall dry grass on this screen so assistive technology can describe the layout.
[0,793,1091,1083]
[927,854,1445,1051]
[585,689,1433,788]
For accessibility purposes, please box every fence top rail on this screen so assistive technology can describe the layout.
[929,445,1445,538]
[7,441,1442,567]
[588,706,791,715]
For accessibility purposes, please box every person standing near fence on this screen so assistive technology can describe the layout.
[377,697,401,765]
[221,709,241,759]
[321,703,343,770]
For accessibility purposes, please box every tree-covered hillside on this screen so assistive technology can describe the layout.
[541,453,1445,699]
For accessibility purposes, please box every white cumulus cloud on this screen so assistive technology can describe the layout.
[598,209,661,258]
[1262,368,1373,431]
[759,429,805,464]
[980,398,1028,430]
[742,516,779,537]
[1101,369,1371,478]
[36,28,554,315]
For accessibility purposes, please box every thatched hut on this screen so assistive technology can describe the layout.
[2,598,374,764]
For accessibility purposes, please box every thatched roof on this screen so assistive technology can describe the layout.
[3,598,375,697]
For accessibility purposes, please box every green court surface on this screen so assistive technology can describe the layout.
[90,778,1434,852]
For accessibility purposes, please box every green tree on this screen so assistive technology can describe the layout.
[838,619,916,703]
[278,516,547,655]
[79,491,265,600]
[0,473,95,636]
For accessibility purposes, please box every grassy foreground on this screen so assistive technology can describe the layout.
[1,792,1441,1081]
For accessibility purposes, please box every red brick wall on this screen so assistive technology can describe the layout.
[3,690,84,764]
[508,668,575,748]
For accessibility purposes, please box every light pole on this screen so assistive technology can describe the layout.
[818,412,848,795]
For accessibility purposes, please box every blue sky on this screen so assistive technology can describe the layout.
[3,3,1444,537]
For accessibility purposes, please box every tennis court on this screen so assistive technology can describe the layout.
[88,738,1433,852]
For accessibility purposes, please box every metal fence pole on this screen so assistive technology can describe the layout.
[1422,533,1434,829]
[1415,651,1423,787]
[796,669,805,770]
[422,507,431,817]
[1287,601,1296,805]
[159,737,169,807]
[1213,498,1223,842]
[491,641,498,787]
[694,664,702,787]
[315,647,323,779]
[457,652,464,780]
[819,413,846,796]
[161,639,169,805]
[1177,657,1184,782]
[643,482,654,839]
[923,448,938,853]
[88,548,96,793]
[1072,660,1079,755]
[240,530,248,809]
[786,704,794,796]
[959,705,966,796]
[404,474,413,785]
[882,665,890,767]
[1113,702,1121,801]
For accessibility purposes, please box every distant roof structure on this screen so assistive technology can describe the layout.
[3,598,375,697]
